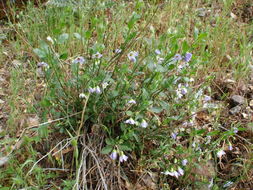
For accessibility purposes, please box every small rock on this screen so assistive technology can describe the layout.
[196,8,211,17]
[230,95,245,106]
[229,105,242,115]
[230,12,237,19]
[249,100,253,108]
[0,156,9,167]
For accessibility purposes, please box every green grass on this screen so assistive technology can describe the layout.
[0,0,252,189]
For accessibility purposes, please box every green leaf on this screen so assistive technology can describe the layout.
[58,33,69,44]
[182,41,190,53]
[101,145,113,154]
[119,145,132,151]
[207,130,220,136]
[33,48,47,58]
[126,111,133,116]
[85,30,92,39]
[60,53,68,60]
[105,138,114,145]
[149,106,163,113]
[73,33,82,39]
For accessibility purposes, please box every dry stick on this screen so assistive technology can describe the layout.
[82,150,88,190]
[27,138,72,176]
[43,168,70,171]
[85,147,108,190]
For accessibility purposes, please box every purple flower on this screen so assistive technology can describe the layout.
[88,86,101,94]
[228,145,233,151]
[155,49,161,55]
[181,88,188,95]
[171,132,178,140]
[182,159,188,166]
[95,86,101,94]
[127,51,138,63]
[88,87,95,93]
[119,154,128,162]
[173,54,182,61]
[183,52,192,62]
[109,151,118,160]
[233,127,238,133]
[72,56,86,64]
[203,95,211,102]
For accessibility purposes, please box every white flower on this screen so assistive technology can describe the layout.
[37,62,49,69]
[128,99,137,104]
[223,181,233,188]
[102,82,109,89]
[140,120,148,128]
[46,36,54,44]
[124,118,136,125]
[177,64,184,71]
[182,159,188,166]
[127,51,138,63]
[203,95,211,102]
[178,167,184,176]
[217,150,226,158]
[119,154,128,162]
[208,178,214,189]
[72,56,86,64]
[155,49,161,55]
[176,90,183,99]
[157,57,164,64]
[189,78,194,82]
[79,93,86,99]
[228,145,233,151]
[92,52,103,59]
[114,49,122,54]
[109,151,117,160]
[163,170,180,178]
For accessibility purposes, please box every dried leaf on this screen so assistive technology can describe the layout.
[27,115,40,127]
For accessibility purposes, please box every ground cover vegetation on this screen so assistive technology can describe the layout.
[0,0,252,189]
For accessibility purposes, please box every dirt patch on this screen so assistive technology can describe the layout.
[232,0,253,23]
[0,0,47,20]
